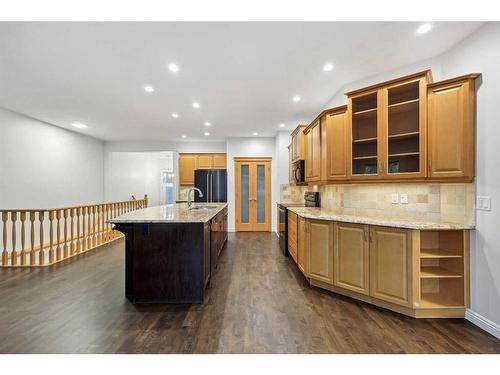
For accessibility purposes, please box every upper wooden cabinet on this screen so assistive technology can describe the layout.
[290,125,307,163]
[294,70,479,184]
[427,74,478,180]
[288,144,294,184]
[347,71,432,180]
[304,120,321,182]
[325,106,349,181]
[179,153,227,185]
[179,154,198,186]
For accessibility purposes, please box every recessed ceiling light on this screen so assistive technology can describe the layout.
[204,132,210,136]
[192,102,200,109]
[204,121,211,127]
[323,63,334,72]
[416,23,432,35]
[181,135,187,139]
[72,123,88,129]
[144,85,155,93]
[279,123,285,128]
[168,63,179,73]
[171,113,179,119]
[292,96,301,102]
[253,132,259,136]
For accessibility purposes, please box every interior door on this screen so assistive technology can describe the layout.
[235,158,271,231]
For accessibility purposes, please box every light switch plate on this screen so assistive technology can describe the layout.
[400,194,409,204]
[391,193,399,204]
[477,196,492,211]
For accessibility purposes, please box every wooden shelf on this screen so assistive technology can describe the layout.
[352,108,377,119]
[352,137,377,144]
[388,131,419,140]
[420,293,465,308]
[388,98,419,114]
[420,249,463,259]
[388,152,419,158]
[352,155,377,160]
[420,266,462,279]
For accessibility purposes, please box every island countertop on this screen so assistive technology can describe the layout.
[287,206,474,230]
[108,202,227,224]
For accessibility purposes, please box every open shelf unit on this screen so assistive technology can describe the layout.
[386,81,421,175]
[351,93,378,175]
[419,230,467,309]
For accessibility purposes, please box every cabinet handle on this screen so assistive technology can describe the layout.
[364,230,367,242]
[378,161,384,174]
[428,159,432,174]
[369,230,373,243]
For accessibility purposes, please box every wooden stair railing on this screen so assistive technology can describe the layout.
[0,195,148,267]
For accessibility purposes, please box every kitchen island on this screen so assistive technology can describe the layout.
[109,203,227,304]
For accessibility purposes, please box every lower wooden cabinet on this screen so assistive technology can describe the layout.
[307,219,334,284]
[333,222,369,295]
[297,216,308,276]
[369,226,412,307]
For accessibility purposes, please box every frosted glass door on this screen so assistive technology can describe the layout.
[240,165,250,224]
[256,164,265,223]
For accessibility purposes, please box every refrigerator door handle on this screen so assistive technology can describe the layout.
[210,172,213,202]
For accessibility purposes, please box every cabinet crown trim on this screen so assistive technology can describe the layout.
[345,69,433,97]
[427,73,481,88]
[304,105,348,133]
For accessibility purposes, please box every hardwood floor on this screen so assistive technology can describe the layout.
[0,232,499,354]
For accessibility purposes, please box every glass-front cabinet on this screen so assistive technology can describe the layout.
[349,90,382,179]
[348,71,431,180]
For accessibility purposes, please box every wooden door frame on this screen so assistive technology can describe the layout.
[234,157,272,232]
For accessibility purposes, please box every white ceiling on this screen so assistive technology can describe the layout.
[0,22,483,142]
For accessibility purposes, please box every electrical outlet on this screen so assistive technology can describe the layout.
[391,193,399,204]
[400,194,408,204]
[477,196,492,211]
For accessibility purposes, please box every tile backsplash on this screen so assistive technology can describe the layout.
[280,183,475,225]
[178,186,193,201]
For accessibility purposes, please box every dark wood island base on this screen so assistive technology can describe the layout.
[111,204,227,304]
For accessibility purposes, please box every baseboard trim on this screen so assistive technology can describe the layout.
[465,309,500,339]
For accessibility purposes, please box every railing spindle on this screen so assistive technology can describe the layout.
[63,209,69,259]
[20,212,26,265]
[1,212,8,266]
[38,211,45,265]
[56,210,62,261]
[11,212,17,266]
[49,211,54,264]
[30,211,36,265]
[70,208,75,256]
[76,207,81,254]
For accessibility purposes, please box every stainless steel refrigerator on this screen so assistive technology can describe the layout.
[194,169,227,203]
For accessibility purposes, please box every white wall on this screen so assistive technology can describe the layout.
[104,140,227,153]
[437,23,500,337]
[226,137,277,232]
[104,151,174,207]
[276,131,291,186]
[0,107,104,208]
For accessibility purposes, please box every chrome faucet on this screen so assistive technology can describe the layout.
[187,187,203,208]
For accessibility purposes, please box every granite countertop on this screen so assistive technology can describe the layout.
[287,206,474,230]
[109,203,227,224]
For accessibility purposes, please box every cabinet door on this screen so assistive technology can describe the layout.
[349,90,382,180]
[326,110,348,180]
[369,226,412,307]
[427,78,475,179]
[197,155,213,169]
[212,154,227,169]
[305,121,321,182]
[297,216,308,276]
[288,211,298,262]
[288,145,294,184]
[334,222,369,295]
[382,78,427,179]
[179,154,197,185]
[308,220,333,284]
